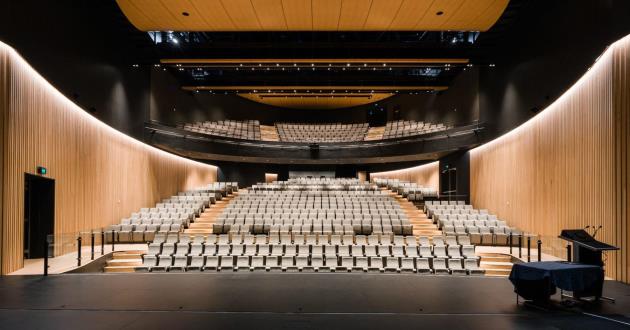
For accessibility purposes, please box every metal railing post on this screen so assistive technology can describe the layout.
[101,231,105,255]
[518,234,522,258]
[509,233,513,255]
[111,230,115,252]
[537,239,542,262]
[77,236,82,267]
[91,232,95,260]
[527,236,531,262]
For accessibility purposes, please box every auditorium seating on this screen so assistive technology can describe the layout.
[424,201,522,246]
[135,178,483,275]
[276,123,368,143]
[222,179,408,235]
[179,120,456,143]
[382,120,449,139]
[136,231,483,275]
[182,120,261,140]
[374,178,438,200]
[106,182,238,243]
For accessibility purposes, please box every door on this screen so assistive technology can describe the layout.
[24,173,55,259]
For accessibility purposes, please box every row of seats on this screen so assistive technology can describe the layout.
[147,242,476,260]
[382,120,448,139]
[374,178,439,200]
[182,120,261,140]
[105,183,236,243]
[151,232,471,247]
[137,255,484,275]
[216,188,411,234]
[424,201,523,246]
[277,123,368,143]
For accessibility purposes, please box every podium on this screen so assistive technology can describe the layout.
[559,229,618,266]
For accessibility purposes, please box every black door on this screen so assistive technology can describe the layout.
[24,173,55,259]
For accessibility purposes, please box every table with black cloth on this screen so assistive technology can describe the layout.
[509,262,604,301]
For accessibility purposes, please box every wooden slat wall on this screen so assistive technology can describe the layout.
[0,49,8,270]
[613,38,630,283]
[470,35,630,283]
[0,42,218,274]
[370,161,440,191]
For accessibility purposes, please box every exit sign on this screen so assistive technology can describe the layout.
[36,166,47,175]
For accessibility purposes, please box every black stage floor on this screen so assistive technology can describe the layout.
[1,273,629,329]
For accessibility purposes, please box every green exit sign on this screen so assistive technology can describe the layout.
[36,166,47,175]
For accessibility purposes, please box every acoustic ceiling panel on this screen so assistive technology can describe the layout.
[116,0,509,32]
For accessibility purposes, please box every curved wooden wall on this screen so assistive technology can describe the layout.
[370,161,440,192]
[470,35,630,283]
[0,41,217,274]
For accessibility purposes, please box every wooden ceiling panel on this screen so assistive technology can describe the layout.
[115,0,156,30]
[389,0,433,30]
[282,0,313,30]
[162,0,209,31]
[116,0,509,31]
[364,0,404,30]
[312,0,343,30]
[442,0,490,30]
[130,0,186,31]
[251,0,288,30]
[220,0,262,30]
[188,0,235,30]
[416,0,465,30]
[337,0,372,30]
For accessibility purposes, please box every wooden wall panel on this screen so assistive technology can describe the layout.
[370,161,439,192]
[0,49,8,270]
[470,35,630,283]
[0,42,217,274]
[613,38,630,283]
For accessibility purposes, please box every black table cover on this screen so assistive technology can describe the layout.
[509,262,604,301]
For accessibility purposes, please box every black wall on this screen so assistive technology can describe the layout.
[479,0,630,138]
[216,160,437,188]
[439,151,470,202]
[0,0,152,139]
[150,68,369,126]
[149,66,479,126]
